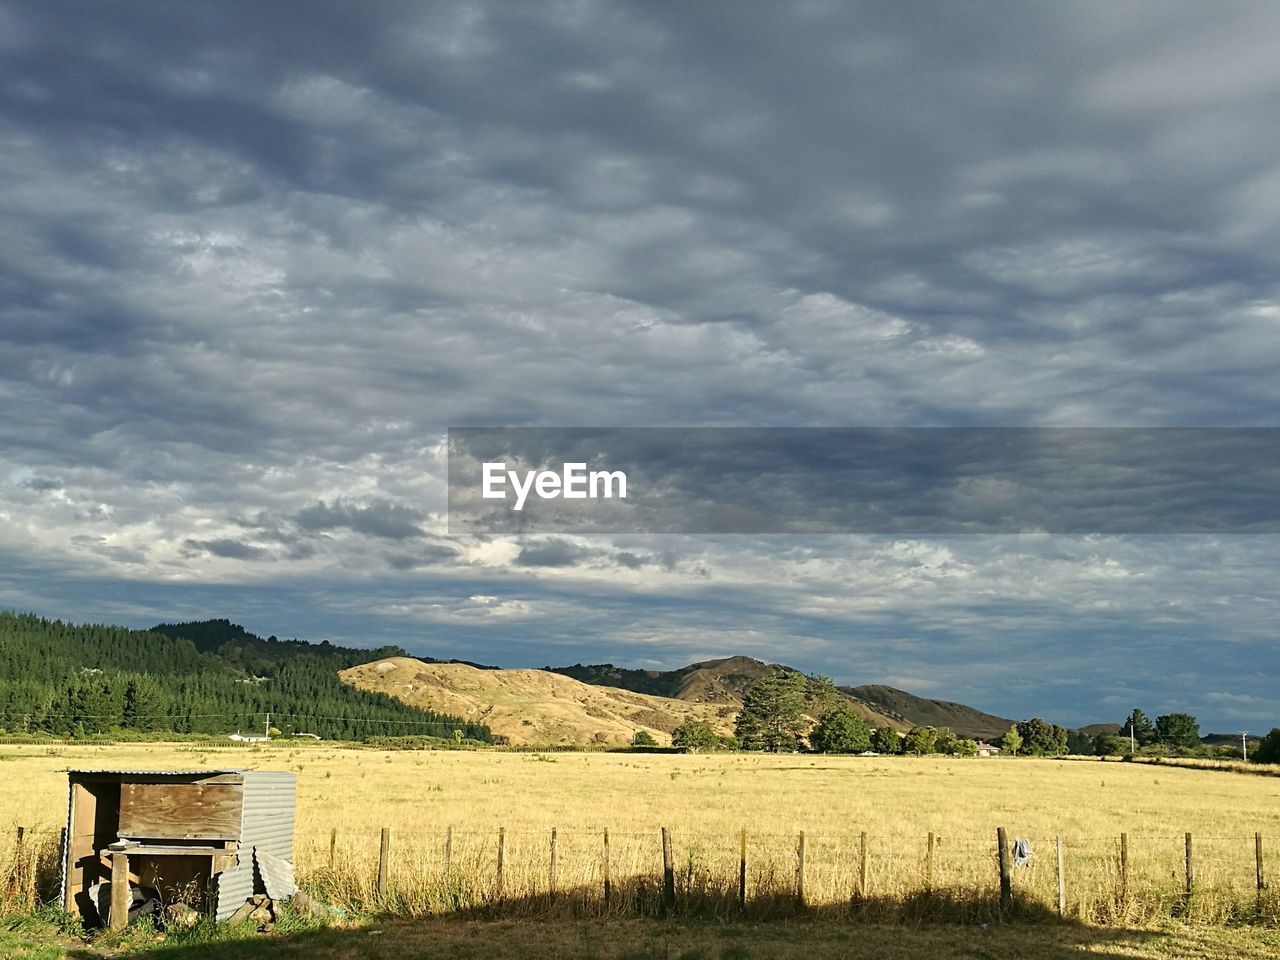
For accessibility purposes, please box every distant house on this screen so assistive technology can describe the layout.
[975,741,1000,757]
[228,731,269,743]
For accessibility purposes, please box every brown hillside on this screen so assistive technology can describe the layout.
[672,656,779,703]
[555,656,903,731]
[658,657,904,731]
[340,657,735,747]
[849,684,1013,740]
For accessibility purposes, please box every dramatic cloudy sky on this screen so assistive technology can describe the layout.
[2,1,1279,730]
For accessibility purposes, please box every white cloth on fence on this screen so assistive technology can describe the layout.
[1013,838,1032,868]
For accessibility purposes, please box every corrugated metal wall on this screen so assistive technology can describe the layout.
[213,772,296,921]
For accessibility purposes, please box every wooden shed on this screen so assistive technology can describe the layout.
[62,769,296,926]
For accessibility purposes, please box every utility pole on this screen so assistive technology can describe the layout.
[1129,720,1136,754]
[265,711,271,740]
[1242,731,1248,762]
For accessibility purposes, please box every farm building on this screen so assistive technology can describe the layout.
[975,741,1000,757]
[61,768,296,926]
[227,731,270,743]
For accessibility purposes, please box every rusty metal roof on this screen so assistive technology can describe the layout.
[67,768,248,776]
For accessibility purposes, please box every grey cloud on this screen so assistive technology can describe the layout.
[293,499,427,540]
[184,538,270,561]
[514,538,598,568]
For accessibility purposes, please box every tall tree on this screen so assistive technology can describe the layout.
[734,670,809,752]
[1155,712,1200,748]
[1002,724,1023,756]
[805,674,842,718]
[122,676,164,731]
[871,726,902,754]
[1254,728,1280,764]
[1016,717,1068,756]
[1120,708,1157,747]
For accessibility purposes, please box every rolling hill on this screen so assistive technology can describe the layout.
[552,655,781,704]
[341,657,739,747]
[552,656,905,731]
[847,684,1015,740]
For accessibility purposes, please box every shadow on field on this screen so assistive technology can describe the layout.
[63,889,1191,960]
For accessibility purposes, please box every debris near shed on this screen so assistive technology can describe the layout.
[165,902,199,929]
[226,894,276,931]
[224,891,336,931]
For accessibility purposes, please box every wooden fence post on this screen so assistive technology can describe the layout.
[496,827,506,900]
[1056,836,1066,917]
[549,827,558,899]
[6,827,24,904]
[1119,832,1128,908]
[444,825,453,876]
[926,832,935,891]
[376,827,391,901]
[996,827,1011,911]
[328,827,337,868]
[1256,833,1265,895]
[109,850,129,931]
[738,828,747,913]
[1184,832,1194,906]
[661,827,675,912]
[796,831,806,907]
[602,829,612,905]
[859,831,868,900]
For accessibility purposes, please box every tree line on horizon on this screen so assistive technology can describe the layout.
[666,668,1280,762]
[1090,707,1280,762]
[0,612,490,743]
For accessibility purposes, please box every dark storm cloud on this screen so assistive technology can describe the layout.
[2,1,1280,728]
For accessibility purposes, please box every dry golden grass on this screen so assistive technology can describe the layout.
[338,658,737,747]
[3,743,1279,925]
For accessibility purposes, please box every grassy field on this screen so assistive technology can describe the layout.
[3,742,1280,929]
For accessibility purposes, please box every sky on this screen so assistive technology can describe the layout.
[2,1,1279,731]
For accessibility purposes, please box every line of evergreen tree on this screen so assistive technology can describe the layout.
[0,612,490,743]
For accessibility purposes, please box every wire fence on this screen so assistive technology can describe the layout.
[293,824,1280,923]
[5,822,1278,924]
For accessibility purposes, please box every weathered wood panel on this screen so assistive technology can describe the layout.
[118,783,243,840]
